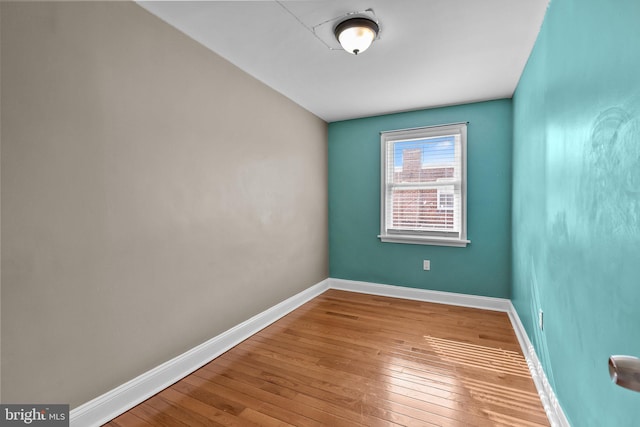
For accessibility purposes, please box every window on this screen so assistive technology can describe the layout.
[437,187,454,211]
[379,123,469,247]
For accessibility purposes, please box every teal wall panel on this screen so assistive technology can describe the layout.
[512,0,640,425]
[329,100,512,297]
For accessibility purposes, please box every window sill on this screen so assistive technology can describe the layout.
[378,234,470,247]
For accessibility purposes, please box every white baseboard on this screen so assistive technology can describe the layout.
[507,302,571,427]
[70,279,330,427]
[71,277,569,427]
[329,277,512,312]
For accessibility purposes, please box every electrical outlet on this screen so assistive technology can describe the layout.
[538,309,544,331]
[423,260,430,271]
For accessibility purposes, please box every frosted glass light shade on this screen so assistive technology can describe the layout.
[334,18,379,55]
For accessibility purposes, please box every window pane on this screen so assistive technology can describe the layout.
[392,136,456,184]
[391,188,456,231]
[437,187,455,211]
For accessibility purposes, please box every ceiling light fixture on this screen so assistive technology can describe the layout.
[334,17,379,55]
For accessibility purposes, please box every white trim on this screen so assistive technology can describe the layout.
[70,279,330,427]
[71,277,569,427]
[507,301,571,427]
[329,278,510,311]
[378,234,470,247]
[380,121,470,135]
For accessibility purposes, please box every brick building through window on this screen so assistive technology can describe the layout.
[392,148,455,230]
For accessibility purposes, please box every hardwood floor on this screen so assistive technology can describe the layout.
[106,289,549,426]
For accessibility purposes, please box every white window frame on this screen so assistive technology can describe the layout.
[378,123,470,247]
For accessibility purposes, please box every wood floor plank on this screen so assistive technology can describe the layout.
[171,376,325,427]
[232,344,537,427]
[186,371,362,427]
[106,411,155,427]
[104,289,550,426]
[201,357,441,427]
[255,323,531,383]
[128,401,191,427]
[143,394,228,427]
[213,340,547,425]
[234,331,537,400]
[154,388,249,427]
[239,407,297,427]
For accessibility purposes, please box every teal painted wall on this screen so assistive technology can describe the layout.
[329,100,512,297]
[512,0,640,425]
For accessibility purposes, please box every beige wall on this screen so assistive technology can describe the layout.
[1,1,327,408]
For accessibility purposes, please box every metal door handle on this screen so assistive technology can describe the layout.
[609,355,640,392]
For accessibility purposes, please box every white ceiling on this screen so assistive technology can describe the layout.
[138,0,549,122]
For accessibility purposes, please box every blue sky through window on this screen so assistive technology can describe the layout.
[394,136,455,167]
